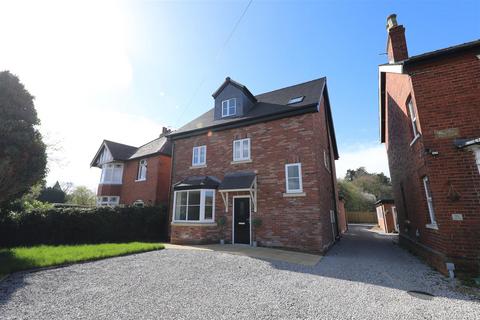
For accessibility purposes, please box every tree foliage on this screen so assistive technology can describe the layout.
[67,186,96,206]
[338,167,392,212]
[0,71,47,206]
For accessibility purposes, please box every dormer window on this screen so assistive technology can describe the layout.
[222,98,237,117]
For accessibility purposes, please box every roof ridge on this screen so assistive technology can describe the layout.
[255,77,326,97]
[103,139,137,149]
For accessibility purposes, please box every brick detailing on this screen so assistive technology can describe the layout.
[170,102,339,254]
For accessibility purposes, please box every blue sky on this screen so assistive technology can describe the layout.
[1,0,478,190]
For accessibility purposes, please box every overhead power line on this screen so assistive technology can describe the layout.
[174,0,254,127]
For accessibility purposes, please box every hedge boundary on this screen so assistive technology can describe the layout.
[0,206,168,248]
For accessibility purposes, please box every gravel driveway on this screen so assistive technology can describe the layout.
[1,225,479,319]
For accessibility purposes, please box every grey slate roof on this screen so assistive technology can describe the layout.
[218,171,256,190]
[91,137,172,167]
[171,77,326,136]
[454,137,480,149]
[404,39,480,65]
[173,176,221,190]
[103,140,137,160]
[129,137,172,159]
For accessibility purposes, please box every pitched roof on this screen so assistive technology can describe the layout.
[212,77,257,102]
[104,140,137,160]
[171,77,326,136]
[91,137,172,167]
[218,171,256,190]
[173,176,221,190]
[403,39,480,65]
[129,136,172,159]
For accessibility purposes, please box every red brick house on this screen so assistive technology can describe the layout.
[90,129,172,207]
[379,14,480,275]
[168,77,340,253]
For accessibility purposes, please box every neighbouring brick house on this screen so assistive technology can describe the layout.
[168,77,340,253]
[90,128,172,207]
[379,14,480,275]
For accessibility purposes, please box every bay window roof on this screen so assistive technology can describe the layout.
[173,176,221,191]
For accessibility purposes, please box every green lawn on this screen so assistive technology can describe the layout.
[0,242,164,277]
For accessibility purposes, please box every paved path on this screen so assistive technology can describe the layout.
[0,225,478,319]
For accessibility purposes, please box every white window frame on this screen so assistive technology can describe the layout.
[136,159,147,181]
[324,149,330,171]
[221,98,237,117]
[408,100,420,140]
[192,145,206,167]
[475,148,480,174]
[422,176,437,228]
[97,196,120,207]
[285,163,303,193]
[233,138,251,161]
[100,163,123,184]
[133,200,145,207]
[172,189,215,223]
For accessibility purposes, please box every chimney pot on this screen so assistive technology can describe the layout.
[386,14,398,31]
[160,127,171,137]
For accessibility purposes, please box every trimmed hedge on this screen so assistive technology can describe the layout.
[0,206,168,247]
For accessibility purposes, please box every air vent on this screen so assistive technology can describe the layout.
[287,96,304,105]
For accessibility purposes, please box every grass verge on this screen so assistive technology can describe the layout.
[0,242,164,277]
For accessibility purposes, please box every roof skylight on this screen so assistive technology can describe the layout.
[287,96,304,105]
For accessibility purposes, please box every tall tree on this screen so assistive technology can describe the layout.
[0,71,47,206]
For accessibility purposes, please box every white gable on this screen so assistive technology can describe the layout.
[97,145,113,165]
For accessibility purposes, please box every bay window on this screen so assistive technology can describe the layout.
[422,176,437,228]
[173,189,215,222]
[408,100,420,140]
[100,163,123,184]
[97,196,119,207]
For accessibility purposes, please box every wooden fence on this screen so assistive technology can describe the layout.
[347,211,378,224]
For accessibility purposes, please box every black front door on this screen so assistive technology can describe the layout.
[234,197,250,244]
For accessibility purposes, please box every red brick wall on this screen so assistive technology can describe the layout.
[120,154,171,206]
[385,48,480,274]
[170,105,338,253]
[97,184,122,197]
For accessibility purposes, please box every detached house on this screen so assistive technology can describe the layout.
[90,128,172,207]
[379,14,480,274]
[168,77,340,253]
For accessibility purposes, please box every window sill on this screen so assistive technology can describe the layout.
[171,222,217,227]
[425,223,439,230]
[190,164,207,169]
[231,159,252,164]
[283,192,306,197]
[135,179,146,182]
[410,134,421,147]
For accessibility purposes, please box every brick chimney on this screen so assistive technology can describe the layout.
[386,14,408,63]
[160,127,171,137]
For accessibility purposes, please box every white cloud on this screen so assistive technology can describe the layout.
[335,143,390,179]
[0,0,166,192]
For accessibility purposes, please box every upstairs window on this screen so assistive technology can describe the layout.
[324,149,330,171]
[285,163,303,193]
[233,138,250,161]
[222,98,237,117]
[408,100,420,140]
[100,163,123,184]
[422,176,437,227]
[137,159,147,181]
[192,145,206,166]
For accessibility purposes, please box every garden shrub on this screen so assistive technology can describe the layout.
[0,206,168,247]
